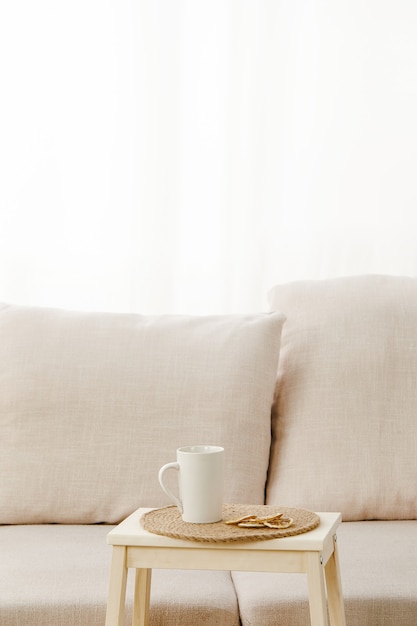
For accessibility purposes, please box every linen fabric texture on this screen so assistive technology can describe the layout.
[0,304,285,524]
[266,274,417,521]
[232,520,417,626]
[0,524,239,626]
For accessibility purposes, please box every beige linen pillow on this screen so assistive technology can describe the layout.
[0,304,285,524]
[266,275,417,521]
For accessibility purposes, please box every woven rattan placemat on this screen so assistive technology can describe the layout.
[141,504,320,543]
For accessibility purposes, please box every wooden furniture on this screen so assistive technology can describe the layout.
[105,508,346,626]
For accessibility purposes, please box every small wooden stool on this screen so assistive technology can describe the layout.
[105,507,346,626]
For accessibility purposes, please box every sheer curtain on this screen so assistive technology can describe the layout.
[1,1,417,314]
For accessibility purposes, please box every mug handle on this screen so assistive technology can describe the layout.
[158,462,183,513]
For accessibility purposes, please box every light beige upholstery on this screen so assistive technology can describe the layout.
[0,524,239,626]
[267,275,417,520]
[2,279,416,626]
[0,304,285,524]
[232,520,417,626]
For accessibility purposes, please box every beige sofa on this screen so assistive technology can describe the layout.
[1,274,416,625]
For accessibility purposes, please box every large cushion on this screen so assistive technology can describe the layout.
[0,524,239,626]
[232,520,417,626]
[0,304,285,523]
[266,275,417,520]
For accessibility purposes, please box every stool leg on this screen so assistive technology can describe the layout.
[105,546,128,626]
[132,568,152,626]
[306,552,329,626]
[325,535,347,626]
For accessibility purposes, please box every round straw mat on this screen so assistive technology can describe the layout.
[141,504,320,543]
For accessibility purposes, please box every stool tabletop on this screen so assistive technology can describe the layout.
[107,508,342,552]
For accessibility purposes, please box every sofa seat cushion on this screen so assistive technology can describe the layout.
[0,524,239,626]
[0,304,285,524]
[267,275,417,520]
[231,520,417,626]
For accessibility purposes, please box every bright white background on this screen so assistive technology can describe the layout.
[1,1,417,314]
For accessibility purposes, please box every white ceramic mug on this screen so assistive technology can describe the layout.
[158,445,224,523]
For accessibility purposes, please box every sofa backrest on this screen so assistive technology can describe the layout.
[0,304,285,524]
[266,274,417,521]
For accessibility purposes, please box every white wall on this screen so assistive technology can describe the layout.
[1,1,416,313]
